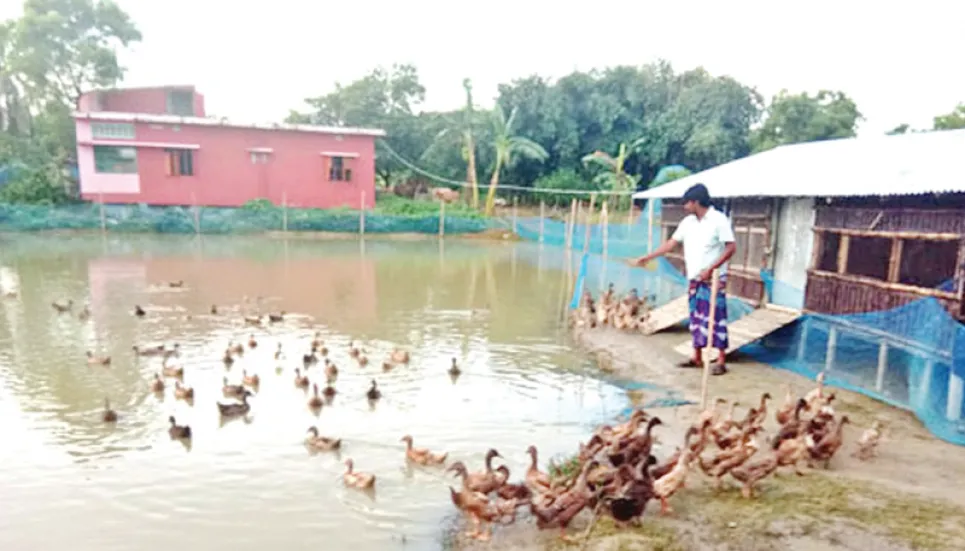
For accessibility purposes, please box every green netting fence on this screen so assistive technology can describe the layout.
[0,202,493,235]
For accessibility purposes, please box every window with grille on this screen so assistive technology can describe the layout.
[93,146,137,174]
[165,149,195,177]
[91,122,135,139]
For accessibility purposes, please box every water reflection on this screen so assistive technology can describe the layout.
[0,234,674,550]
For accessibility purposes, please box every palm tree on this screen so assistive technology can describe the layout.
[461,79,480,209]
[485,104,548,216]
[581,138,646,209]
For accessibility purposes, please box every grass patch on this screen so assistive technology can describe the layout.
[668,472,965,551]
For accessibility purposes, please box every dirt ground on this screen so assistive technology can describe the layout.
[448,327,965,551]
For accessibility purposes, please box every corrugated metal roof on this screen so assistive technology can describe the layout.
[633,129,965,200]
[73,111,386,137]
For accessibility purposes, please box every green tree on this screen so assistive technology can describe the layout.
[751,90,862,152]
[287,64,428,187]
[933,103,965,130]
[887,123,911,135]
[485,104,547,215]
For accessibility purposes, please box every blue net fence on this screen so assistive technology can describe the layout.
[513,203,965,447]
[0,203,492,235]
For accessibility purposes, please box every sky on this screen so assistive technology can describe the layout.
[3,1,965,135]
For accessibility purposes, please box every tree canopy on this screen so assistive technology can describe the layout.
[1,0,963,208]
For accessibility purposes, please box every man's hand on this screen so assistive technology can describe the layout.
[697,268,713,282]
[630,255,651,267]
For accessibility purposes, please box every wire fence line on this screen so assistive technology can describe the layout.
[376,139,636,196]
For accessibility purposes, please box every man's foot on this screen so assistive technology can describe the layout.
[711,364,728,376]
[677,358,700,368]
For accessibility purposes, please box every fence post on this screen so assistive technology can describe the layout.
[538,200,545,243]
[512,196,518,234]
[700,269,721,410]
[582,194,596,255]
[192,192,200,235]
[439,201,446,237]
[647,199,655,254]
[359,191,366,236]
[601,201,609,260]
[282,192,288,232]
[98,193,106,233]
[566,198,577,250]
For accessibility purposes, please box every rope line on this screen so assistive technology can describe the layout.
[376,139,634,196]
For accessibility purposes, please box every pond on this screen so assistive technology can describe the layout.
[0,234,674,550]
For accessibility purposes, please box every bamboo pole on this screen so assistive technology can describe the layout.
[700,269,721,410]
[359,191,366,236]
[192,192,200,235]
[512,196,519,234]
[582,194,596,255]
[282,192,288,232]
[98,193,106,233]
[647,199,655,254]
[439,201,446,237]
[627,197,634,231]
[566,199,577,250]
[538,200,545,243]
[601,201,609,291]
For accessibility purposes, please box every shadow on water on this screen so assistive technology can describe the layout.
[0,234,681,550]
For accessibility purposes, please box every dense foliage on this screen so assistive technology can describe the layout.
[1,0,963,207]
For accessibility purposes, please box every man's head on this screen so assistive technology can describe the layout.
[682,183,711,215]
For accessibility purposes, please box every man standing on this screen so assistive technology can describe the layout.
[633,184,737,375]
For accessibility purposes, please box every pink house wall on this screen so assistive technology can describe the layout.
[76,119,376,209]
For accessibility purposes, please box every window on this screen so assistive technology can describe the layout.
[93,145,137,174]
[329,156,346,181]
[250,151,270,164]
[816,232,841,272]
[898,240,958,288]
[91,122,135,139]
[166,90,194,116]
[165,149,195,177]
[847,236,891,280]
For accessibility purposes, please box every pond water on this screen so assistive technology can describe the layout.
[0,234,667,550]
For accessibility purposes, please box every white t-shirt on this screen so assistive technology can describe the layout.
[671,207,736,281]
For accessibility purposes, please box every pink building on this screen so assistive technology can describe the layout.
[73,86,384,209]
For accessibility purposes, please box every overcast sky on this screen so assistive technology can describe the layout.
[4,1,964,135]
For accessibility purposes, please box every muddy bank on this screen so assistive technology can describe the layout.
[449,327,965,551]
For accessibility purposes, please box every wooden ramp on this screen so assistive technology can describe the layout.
[672,305,802,360]
[640,295,691,336]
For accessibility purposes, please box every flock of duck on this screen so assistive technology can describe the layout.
[569,284,654,332]
[51,290,465,491]
[443,371,884,543]
[49,283,885,546]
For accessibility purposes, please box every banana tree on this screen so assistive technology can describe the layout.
[580,138,646,209]
[485,104,548,216]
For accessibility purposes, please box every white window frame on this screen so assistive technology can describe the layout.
[91,122,135,139]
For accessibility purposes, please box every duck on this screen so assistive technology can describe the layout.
[322,384,337,400]
[168,416,192,439]
[231,341,245,356]
[217,392,251,417]
[273,343,284,360]
[493,465,533,501]
[222,377,248,398]
[305,426,341,451]
[243,315,262,326]
[222,348,234,366]
[448,357,461,377]
[102,398,118,423]
[303,351,318,366]
[310,331,323,350]
[382,360,394,372]
[242,369,260,388]
[52,299,74,313]
[307,383,324,409]
[168,280,184,288]
[132,344,165,357]
[652,444,693,515]
[267,311,285,323]
[348,341,362,358]
[852,420,883,461]
[210,304,218,314]
[366,379,381,401]
[390,348,410,364]
[161,359,184,378]
[529,459,599,542]
[775,384,797,425]
[771,398,809,450]
[400,435,448,465]
[78,305,91,321]
[448,485,502,542]
[806,415,850,468]
[134,305,146,317]
[85,351,111,366]
[150,373,165,393]
[293,368,310,389]
[804,372,827,411]
[248,334,258,349]
[524,445,552,493]
[343,459,376,489]
[173,380,194,400]
[447,457,502,495]
[163,344,181,359]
